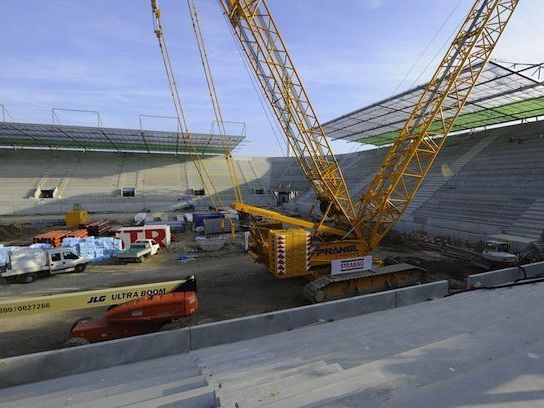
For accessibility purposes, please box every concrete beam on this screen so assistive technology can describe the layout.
[189,290,397,349]
[0,327,190,389]
[466,261,544,289]
[395,280,448,307]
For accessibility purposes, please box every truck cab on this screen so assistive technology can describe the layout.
[1,248,90,283]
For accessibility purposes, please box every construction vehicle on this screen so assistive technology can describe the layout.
[68,276,198,344]
[478,238,544,269]
[115,239,160,263]
[1,247,90,284]
[480,239,519,267]
[217,0,520,302]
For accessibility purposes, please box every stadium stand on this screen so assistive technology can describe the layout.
[400,121,544,241]
[1,120,544,244]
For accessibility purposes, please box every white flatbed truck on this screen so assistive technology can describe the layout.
[115,239,160,263]
[1,248,90,283]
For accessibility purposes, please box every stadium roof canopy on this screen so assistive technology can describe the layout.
[0,122,244,155]
[322,60,544,146]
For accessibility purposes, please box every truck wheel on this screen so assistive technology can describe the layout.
[22,273,37,284]
[5,276,19,284]
[74,264,86,273]
[65,337,90,347]
[137,256,144,263]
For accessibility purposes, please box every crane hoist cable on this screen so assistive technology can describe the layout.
[186,0,243,205]
[151,0,233,225]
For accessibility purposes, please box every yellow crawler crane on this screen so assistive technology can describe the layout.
[219,0,520,302]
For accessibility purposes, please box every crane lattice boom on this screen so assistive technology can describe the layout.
[219,0,357,230]
[355,0,520,250]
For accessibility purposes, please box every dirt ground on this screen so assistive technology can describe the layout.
[0,233,308,358]
[0,228,481,358]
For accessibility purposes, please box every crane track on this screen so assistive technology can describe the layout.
[303,263,425,303]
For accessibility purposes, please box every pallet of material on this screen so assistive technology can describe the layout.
[32,229,88,247]
[32,230,70,248]
[65,229,88,239]
[82,220,111,237]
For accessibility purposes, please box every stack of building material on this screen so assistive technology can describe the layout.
[143,214,186,232]
[0,244,6,266]
[61,236,122,261]
[32,230,70,248]
[65,229,88,239]
[193,212,224,228]
[84,220,111,237]
[204,218,240,235]
[29,243,53,250]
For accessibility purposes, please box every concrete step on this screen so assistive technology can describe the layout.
[193,347,259,366]
[203,358,305,387]
[0,354,199,403]
[198,352,277,375]
[382,339,544,408]
[10,375,208,408]
[214,361,334,391]
[116,385,216,408]
[257,316,544,408]
[214,293,544,406]
[217,363,343,407]
[230,362,390,408]
[519,213,544,220]
[201,358,306,384]
[510,221,544,229]
[202,289,515,382]
[70,379,211,408]
[226,333,479,407]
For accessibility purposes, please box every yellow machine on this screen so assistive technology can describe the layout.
[65,204,88,227]
[217,0,520,302]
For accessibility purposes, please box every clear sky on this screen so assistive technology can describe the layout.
[0,1,542,156]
